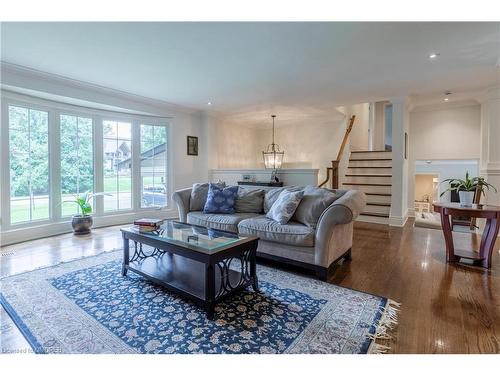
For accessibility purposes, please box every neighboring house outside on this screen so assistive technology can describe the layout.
[104,141,131,172]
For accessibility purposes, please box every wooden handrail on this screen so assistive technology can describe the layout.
[336,115,356,162]
[318,115,356,189]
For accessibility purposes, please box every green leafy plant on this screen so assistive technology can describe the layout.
[62,192,111,216]
[440,171,497,197]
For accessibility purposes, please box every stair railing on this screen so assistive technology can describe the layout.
[318,115,356,189]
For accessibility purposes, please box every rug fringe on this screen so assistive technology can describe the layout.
[367,299,400,354]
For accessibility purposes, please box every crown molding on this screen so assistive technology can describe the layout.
[0,62,201,116]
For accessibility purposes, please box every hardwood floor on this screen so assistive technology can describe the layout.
[1,220,499,353]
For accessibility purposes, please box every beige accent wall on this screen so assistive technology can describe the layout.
[210,120,261,169]
[253,118,346,183]
[208,112,347,184]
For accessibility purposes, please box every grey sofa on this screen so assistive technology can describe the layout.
[172,185,366,280]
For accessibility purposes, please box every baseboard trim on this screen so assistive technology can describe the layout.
[389,214,409,227]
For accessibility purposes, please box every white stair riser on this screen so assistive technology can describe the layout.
[344,175,392,184]
[364,205,391,215]
[343,184,391,194]
[349,160,392,168]
[350,152,392,160]
[356,215,390,225]
[348,167,392,175]
[365,194,392,204]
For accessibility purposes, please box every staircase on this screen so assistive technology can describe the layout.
[342,150,392,225]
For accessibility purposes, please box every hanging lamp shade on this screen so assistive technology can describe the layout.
[262,115,284,169]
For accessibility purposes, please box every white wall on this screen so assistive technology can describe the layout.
[344,103,370,151]
[410,104,481,160]
[390,98,410,226]
[371,101,387,151]
[408,103,481,212]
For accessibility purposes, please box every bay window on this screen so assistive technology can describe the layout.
[2,94,170,231]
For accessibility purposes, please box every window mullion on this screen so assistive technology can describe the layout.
[93,115,104,216]
[0,101,11,229]
[132,121,141,211]
[50,110,62,221]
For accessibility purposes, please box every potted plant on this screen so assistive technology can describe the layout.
[62,192,110,235]
[440,172,497,207]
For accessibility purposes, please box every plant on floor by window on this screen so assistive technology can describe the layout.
[62,192,111,235]
[440,171,497,206]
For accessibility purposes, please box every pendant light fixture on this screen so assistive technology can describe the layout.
[262,115,284,181]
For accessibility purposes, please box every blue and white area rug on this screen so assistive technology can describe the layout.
[0,251,399,354]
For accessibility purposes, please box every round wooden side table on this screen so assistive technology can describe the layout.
[433,202,500,269]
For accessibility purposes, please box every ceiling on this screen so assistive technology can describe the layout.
[1,22,499,115]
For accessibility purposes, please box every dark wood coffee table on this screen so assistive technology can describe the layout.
[121,220,259,319]
[433,202,500,269]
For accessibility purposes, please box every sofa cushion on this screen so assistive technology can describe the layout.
[187,211,260,233]
[190,182,225,211]
[293,185,345,228]
[235,187,265,213]
[266,189,304,224]
[263,186,303,213]
[203,184,239,214]
[238,216,315,247]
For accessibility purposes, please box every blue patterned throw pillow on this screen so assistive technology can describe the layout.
[266,189,304,224]
[203,184,239,214]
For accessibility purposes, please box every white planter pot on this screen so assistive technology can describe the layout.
[459,191,475,207]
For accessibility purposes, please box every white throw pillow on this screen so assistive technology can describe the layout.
[266,190,305,225]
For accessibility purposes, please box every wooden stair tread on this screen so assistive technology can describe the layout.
[348,166,392,168]
[342,182,392,186]
[364,193,392,196]
[351,150,392,153]
[360,212,390,218]
[366,203,391,207]
[345,174,392,177]
[349,158,392,161]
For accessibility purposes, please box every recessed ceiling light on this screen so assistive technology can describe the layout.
[444,98,449,102]
[443,91,452,102]
[207,101,212,106]
[428,53,440,59]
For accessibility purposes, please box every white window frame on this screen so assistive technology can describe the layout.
[0,92,171,232]
[138,123,169,210]
[58,111,95,218]
[2,99,55,229]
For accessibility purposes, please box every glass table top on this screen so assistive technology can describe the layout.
[123,220,252,253]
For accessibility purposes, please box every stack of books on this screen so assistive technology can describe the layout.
[133,218,164,233]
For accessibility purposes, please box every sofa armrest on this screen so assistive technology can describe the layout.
[172,187,192,222]
[314,190,366,266]
[325,189,366,224]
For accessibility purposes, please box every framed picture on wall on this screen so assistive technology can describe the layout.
[187,136,198,156]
